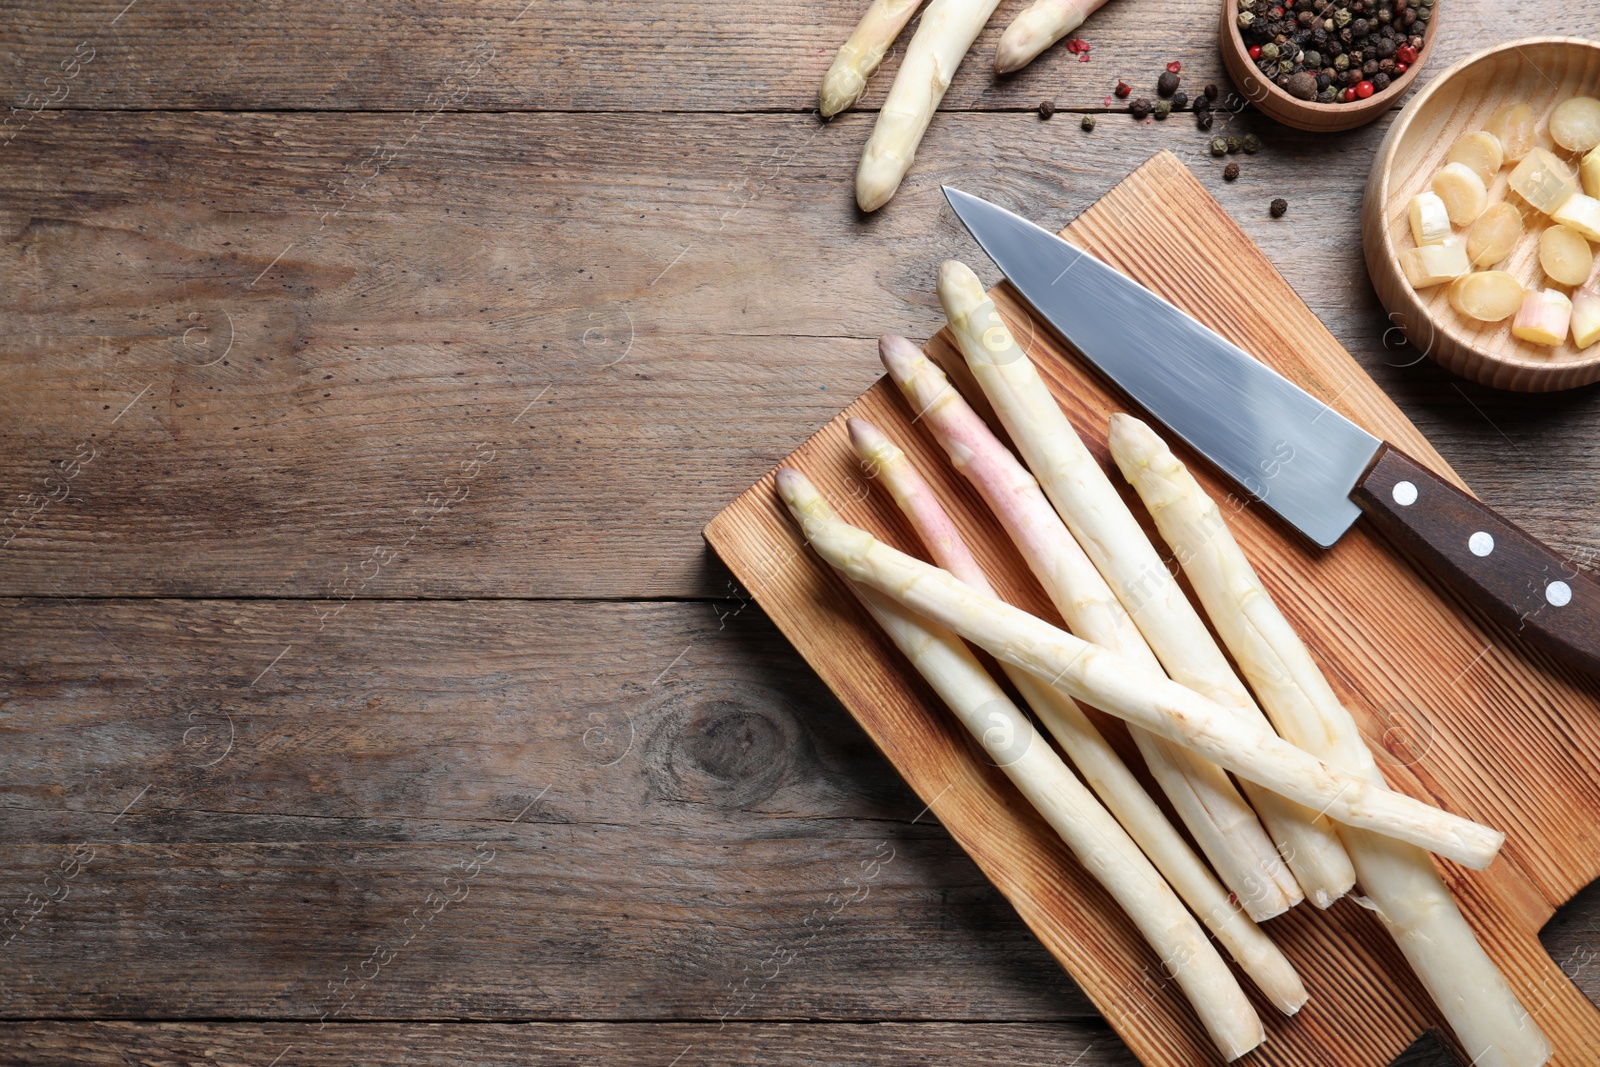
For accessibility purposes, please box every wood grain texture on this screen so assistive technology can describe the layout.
[0,597,1098,1021]
[0,0,1581,115]
[2,110,1599,600]
[705,151,1600,1066]
[1364,37,1600,390]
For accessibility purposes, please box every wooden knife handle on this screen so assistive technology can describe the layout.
[1351,446,1600,675]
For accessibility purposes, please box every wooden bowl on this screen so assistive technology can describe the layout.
[1363,37,1600,392]
[1218,0,1441,132]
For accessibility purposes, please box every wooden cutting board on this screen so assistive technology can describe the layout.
[702,150,1600,1066]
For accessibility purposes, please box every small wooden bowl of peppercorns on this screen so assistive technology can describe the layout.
[1219,0,1440,132]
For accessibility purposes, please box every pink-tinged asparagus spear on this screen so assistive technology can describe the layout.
[993,0,1115,73]
[820,0,926,117]
[847,417,1307,1014]
[935,261,1357,911]
[1108,413,1550,1067]
[774,469,1506,871]
[781,468,1265,1060]
[878,334,1302,921]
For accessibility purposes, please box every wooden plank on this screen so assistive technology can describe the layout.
[0,596,1087,1020]
[0,1022,1139,1066]
[704,151,1600,1065]
[0,1,1592,113]
[1,111,1596,600]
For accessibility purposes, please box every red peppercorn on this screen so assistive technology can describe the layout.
[1114,80,1132,97]
[1066,38,1080,53]
[1395,61,1408,73]
[1343,86,1357,101]
[1396,44,1418,64]
[1167,61,1182,73]
[1355,80,1375,98]
[1248,45,1262,59]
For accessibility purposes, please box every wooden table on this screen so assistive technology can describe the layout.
[2,3,1598,1064]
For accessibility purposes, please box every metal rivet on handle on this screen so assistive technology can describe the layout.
[1391,480,1418,506]
[1547,581,1573,607]
[1468,532,1495,557]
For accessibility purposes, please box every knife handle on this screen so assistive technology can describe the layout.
[1351,446,1600,676]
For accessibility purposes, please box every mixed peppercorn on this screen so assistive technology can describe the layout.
[1236,0,1431,104]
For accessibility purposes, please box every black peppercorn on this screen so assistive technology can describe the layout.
[1270,197,1288,217]
[1197,111,1214,131]
[1193,93,1211,112]
[1204,83,1220,100]
[1157,70,1181,96]
[1224,162,1240,181]
[1372,71,1391,90]
[1316,71,1331,90]
[1039,99,1055,119]
[1130,97,1153,119]
[1375,36,1396,57]
[1363,58,1379,75]
[1172,89,1188,109]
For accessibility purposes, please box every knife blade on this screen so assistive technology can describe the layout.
[943,185,1600,675]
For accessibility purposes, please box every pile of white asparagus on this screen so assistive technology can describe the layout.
[776,259,1552,1065]
[822,0,1116,211]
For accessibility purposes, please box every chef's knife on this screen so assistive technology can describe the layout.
[944,185,1600,676]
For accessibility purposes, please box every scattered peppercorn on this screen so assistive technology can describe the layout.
[1226,135,1242,153]
[1153,99,1172,119]
[1081,113,1096,130]
[1204,83,1219,100]
[1193,92,1211,112]
[1270,197,1289,218]
[1171,89,1188,109]
[1197,111,1214,131]
[1242,133,1261,153]
[1210,137,1229,157]
[1224,162,1240,181]
[1114,80,1132,97]
[1167,60,1182,73]
[1130,97,1153,120]
[1039,99,1056,119]
[1157,69,1181,96]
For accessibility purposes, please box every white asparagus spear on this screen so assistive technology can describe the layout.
[876,336,1301,921]
[855,0,1002,212]
[782,469,1264,1060]
[1106,414,1552,1067]
[820,0,926,117]
[775,470,1506,870]
[935,260,1357,910]
[847,417,1308,1014]
[993,0,1113,73]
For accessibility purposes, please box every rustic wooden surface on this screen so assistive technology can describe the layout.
[3,2,1600,1065]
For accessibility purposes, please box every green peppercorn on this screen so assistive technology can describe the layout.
[1242,133,1261,153]
[1335,52,1350,70]
[1210,137,1229,157]
[1226,135,1243,153]
[1153,99,1172,119]
[1238,10,1255,27]
[1261,42,1280,60]
[1335,7,1352,26]
[1416,6,1430,20]
[1081,113,1096,131]
[1303,49,1321,67]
